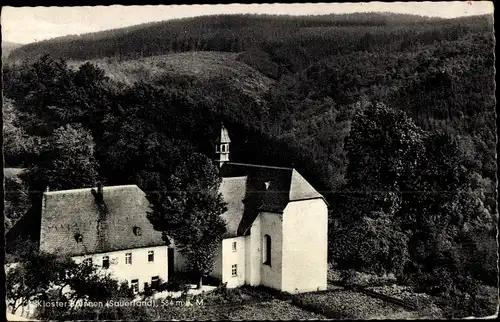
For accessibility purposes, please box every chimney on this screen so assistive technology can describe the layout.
[98,182,103,199]
[91,182,104,204]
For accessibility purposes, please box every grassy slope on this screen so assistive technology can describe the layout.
[67,51,274,96]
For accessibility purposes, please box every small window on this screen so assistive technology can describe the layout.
[148,250,154,262]
[83,258,93,266]
[232,241,237,252]
[75,234,83,243]
[133,226,142,236]
[102,256,109,269]
[125,253,132,265]
[131,279,139,294]
[151,276,159,289]
[263,235,271,265]
[231,264,237,277]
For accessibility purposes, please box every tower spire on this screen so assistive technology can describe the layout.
[215,122,231,168]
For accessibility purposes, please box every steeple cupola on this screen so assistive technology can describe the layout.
[215,123,231,167]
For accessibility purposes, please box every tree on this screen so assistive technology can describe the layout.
[331,101,425,275]
[143,150,227,289]
[406,132,495,295]
[4,55,113,138]
[3,98,42,167]
[4,175,31,231]
[6,251,133,320]
[25,123,100,192]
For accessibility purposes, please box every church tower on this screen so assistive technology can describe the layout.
[215,123,231,168]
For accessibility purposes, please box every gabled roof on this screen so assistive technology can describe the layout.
[39,185,165,256]
[218,162,325,237]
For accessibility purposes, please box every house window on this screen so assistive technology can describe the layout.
[148,250,154,262]
[222,144,227,152]
[83,258,93,266]
[232,241,237,252]
[263,234,271,265]
[102,256,109,269]
[231,264,237,277]
[131,279,139,294]
[125,253,132,265]
[151,276,159,289]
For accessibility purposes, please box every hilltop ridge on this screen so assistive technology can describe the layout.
[6,12,492,64]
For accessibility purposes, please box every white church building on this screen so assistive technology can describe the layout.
[16,124,329,294]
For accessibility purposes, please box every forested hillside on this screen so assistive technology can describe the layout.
[3,12,496,318]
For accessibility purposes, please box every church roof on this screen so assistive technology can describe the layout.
[218,162,325,237]
[39,185,165,257]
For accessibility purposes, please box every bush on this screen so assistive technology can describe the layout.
[160,275,191,293]
[340,269,397,288]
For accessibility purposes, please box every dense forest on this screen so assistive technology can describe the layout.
[3,12,497,318]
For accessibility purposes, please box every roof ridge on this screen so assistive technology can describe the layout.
[221,175,248,180]
[226,162,294,171]
[44,184,140,195]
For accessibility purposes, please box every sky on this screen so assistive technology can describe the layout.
[1,2,494,44]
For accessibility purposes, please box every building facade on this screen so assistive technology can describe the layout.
[198,124,329,292]
[38,185,171,293]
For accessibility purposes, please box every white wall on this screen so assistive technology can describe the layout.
[259,212,283,291]
[281,198,328,293]
[220,236,246,288]
[72,245,168,292]
[247,216,261,286]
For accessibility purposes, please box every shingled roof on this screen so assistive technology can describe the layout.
[218,162,326,237]
[39,185,165,257]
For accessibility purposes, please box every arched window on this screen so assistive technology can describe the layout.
[263,234,271,265]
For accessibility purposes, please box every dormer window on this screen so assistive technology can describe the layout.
[133,226,142,236]
[75,234,83,243]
